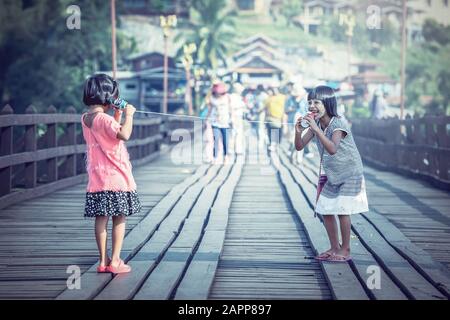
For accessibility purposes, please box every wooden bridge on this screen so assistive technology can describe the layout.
[0,106,449,300]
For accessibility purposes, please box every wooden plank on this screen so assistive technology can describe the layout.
[209,154,332,300]
[133,164,233,300]
[361,211,450,298]
[175,160,244,299]
[351,215,446,300]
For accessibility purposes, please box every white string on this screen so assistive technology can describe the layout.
[134,109,298,126]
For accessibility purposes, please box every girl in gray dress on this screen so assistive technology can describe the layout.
[294,86,369,262]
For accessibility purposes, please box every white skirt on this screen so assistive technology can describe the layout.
[315,175,369,216]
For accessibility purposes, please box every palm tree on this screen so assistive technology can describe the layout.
[175,0,237,74]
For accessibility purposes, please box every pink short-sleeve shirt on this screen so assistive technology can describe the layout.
[81,112,137,193]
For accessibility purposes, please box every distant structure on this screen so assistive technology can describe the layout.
[220,34,291,87]
[232,0,274,14]
[107,4,189,113]
[103,52,186,113]
[349,61,399,106]
[122,0,190,17]
[279,0,450,41]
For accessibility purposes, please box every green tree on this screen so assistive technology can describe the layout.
[0,0,134,113]
[319,15,346,43]
[175,0,237,73]
[422,18,450,46]
[280,0,303,27]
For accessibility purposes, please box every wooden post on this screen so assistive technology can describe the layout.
[65,107,77,178]
[412,113,422,145]
[0,105,14,196]
[25,105,37,188]
[163,34,169,114]
[400,0,407,120]
[47,106,58,182]
[111,0,117,79]
[436,117,450,148]
[424,116,436,146]
[392,115,402,144]
[186,66,193,115]
[404,114,413,144]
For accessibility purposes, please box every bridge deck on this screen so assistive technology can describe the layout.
[0,140,449,300]
[209,156,331,299]
[0,146,198,299]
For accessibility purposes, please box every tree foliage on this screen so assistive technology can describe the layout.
[0,0,134,113]
[280,0,303,27]
[175,0,237,73]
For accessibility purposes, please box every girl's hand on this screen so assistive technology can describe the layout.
[113,108,123,123]
[295,116,304,133]
[305,114,320,133]
[125,104,136,117]
[114,108,123,115]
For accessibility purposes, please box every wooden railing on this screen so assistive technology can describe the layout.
[0,105,168,209]
[352,115,450,189]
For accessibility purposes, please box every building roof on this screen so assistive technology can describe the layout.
[351,71,397,85]
[351,61,381,67]
[238,34,277,47]
[127,51,171,62]
[233,42,284,61]
[99,66,185,81]
[226,52,287,75]
[304,0,339,9]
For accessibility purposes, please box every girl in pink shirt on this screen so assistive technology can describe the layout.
[82,74,141,274]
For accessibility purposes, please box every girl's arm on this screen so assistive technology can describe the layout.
[114,109,123,124]
[294,128,315,151]
[314,130,345,155]
[303,115,347,155]
[294,116,314,151]
[117,105,136,141]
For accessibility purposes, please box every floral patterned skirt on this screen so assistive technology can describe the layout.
[84,190,142,218]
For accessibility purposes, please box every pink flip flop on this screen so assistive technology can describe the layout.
[314,252,334,261]
[97,258,112,273]
[97,265,109,273]
[106,259,132,274]
[324,253,352,263]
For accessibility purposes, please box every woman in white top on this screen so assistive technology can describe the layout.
[229,83,246,155]
[207,82,233,163]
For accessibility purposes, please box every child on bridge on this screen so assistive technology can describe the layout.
[294,85,369,262]
[81,74,141,273]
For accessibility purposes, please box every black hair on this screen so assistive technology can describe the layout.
[307,85,338,117]
[83,73,119,106]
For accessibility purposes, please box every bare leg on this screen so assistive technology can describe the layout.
[337,215,352,257]
[110,215,126,267]
[316,215,341,258]
[95,216,109,267]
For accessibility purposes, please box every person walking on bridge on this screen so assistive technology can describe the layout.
[265,87,286,151]
[207,82,233,164]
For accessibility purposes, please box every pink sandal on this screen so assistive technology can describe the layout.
[324,253,352,263]
[97,257,112,273]
[106,259,132,274]
[314,251,334,261]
